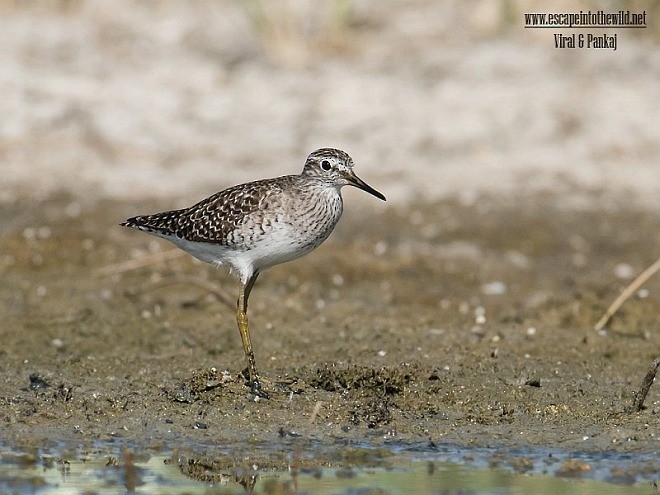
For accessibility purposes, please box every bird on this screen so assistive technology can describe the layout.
[121,148,386,398]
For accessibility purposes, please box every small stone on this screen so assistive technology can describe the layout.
[614,263,635,280]
[481,281,507,295]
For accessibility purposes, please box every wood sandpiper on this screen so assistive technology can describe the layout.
[121,148,386,398]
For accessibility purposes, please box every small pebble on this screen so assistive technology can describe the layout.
[614,263,635,280]
[481,281,507,295]
[65,202,82,217]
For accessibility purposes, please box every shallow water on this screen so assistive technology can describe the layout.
[1,441,657,495]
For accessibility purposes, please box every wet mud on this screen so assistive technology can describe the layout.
[0,192,658,481]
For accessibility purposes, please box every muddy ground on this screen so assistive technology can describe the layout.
[0,192,658,475]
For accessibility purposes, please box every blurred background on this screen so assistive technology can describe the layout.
[1,0,659,207]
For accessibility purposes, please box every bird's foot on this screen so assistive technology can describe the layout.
[249,380,270,399]
[240,368,270,399]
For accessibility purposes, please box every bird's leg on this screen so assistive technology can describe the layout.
[236,272,269,398]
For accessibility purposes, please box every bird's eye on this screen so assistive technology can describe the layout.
[321,160,332,171]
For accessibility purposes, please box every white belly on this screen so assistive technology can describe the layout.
[163,198,341,283]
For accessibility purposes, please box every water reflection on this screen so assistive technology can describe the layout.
[0,442,657,494]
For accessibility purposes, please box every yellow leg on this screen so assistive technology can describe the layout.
[236,272,269,398]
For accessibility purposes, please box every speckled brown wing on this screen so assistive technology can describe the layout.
[121,176,293,246]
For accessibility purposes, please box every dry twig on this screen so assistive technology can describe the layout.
[94,249,184,277]
[308,401,323,426]
[594,257,660,331]
[626,358,659,413]
[135,277,235,310]
[96,249,235,308]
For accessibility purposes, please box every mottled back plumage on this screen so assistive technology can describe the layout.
[123,176,293,247]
